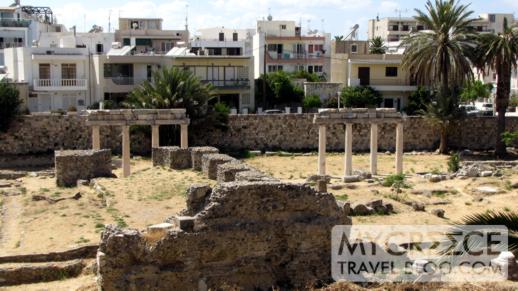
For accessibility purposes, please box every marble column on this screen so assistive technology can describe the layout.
[318,125,327,175]
[92,126,100,150]
[395,122,404,174]
[370,123,378,175]
[344,123,353,176]
[180,124,188,149]
[151,125,159,148]
[122,125,131,178]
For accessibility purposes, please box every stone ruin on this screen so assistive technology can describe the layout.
[55,149,113,187]
[96,146,352,290]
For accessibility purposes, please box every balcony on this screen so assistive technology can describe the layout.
[103,77,148,93]
[202,79,250,89]
[349,78,417,91]
[33,79,88,91]
[0,19,31,28]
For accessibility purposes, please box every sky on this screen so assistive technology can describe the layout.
[11,0,518,39]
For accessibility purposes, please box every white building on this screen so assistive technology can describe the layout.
[253,16,331,79]
[190,27,255,56]
[4,32,114,112]
[0,2,64,66]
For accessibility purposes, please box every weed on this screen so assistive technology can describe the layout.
[382,174,410,189]
[448,153,461,173]
[335,194,349,201]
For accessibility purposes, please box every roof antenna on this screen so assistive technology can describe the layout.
[185,4,189,31]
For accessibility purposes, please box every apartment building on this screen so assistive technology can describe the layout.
[92,47,254,111]
[115,18,189,55]
[4,32,114,112]
[253,16,331,79]
[368,13,516,43]
[190,27,254,56]
[0,2,64,65]
[331,40,417,110]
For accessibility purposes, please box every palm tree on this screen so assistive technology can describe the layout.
[400,0,477,154]
[369,36,387,54]
[475,19,518,158]
[125,67,215,119]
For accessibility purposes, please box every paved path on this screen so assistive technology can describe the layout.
[0,195,23,255]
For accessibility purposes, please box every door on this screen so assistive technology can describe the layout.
[358,67,370,86]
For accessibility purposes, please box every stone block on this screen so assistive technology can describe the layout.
[201,154,236,180]
[217,162,252,183]
[234,170,277,182]
[185,184,211,215]
[172,216,195,232]
[152,147,192,169]
[55,149,112,187]
[189,147,219,171]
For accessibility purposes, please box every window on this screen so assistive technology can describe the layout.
[391,24,399,31]
[77,99,85,106]
[96,43,104,54]
[308,44,314,53]
[417,25,424,31]
[385,67,398,77]
[314,66,323,73]
[281,24,287,30]
[219,32,225,41]
[489,14,496,23]
[39,64,51,79]
[267,44,277,51]
[384,98,394,108]
[226,47,241,55]
[402,25,409,31]
[351,44,357,53]
[268,65,283,72]
[232,32,238,41]
[61,64,77,79]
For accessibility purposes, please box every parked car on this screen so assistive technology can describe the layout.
[460,104,480,116]
[263,109,284,114]
[475,102,494,116]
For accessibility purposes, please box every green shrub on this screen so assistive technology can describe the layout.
[341,86,382,108]
[322,95,339,108]
[67,106,77,112]
[303,94,321,109]
[502,131,518,146]
[0,81,21,132]
[382,174,408,188]
[213,102,230,114]
[447,153,461,172]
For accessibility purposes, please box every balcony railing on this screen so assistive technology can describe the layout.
[202,79,250,88]
[0,19,31,28]
[33,79,88,91]
[350,78,414,87]
[106,77,149,86]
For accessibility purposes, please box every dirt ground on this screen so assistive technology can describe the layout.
[0,158,214,256]
[246,153,518,225]
[1,152,517,290]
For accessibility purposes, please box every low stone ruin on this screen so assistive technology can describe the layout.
[152,146,191,169]
[55,150,112,187]
[216,161,253,182]
[455,161,517,178]
[97,181,350,290]
[202,153,237,180]
[190,146,219,171]
[343,199,394,216]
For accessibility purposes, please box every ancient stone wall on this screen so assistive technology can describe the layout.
[97,182,350,290]
[55,149,113,187]
[1,114,517,162]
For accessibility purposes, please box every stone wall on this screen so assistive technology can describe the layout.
[97,181,349,290]
[1,114,517,163]
[55,149,113,187]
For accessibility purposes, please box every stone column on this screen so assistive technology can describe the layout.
[122,125,131,177]
[318,125,327,175]
[370,123,378,175]
[151,125,160,148]
[344,123,353,176]
[395,122,404,174]
[92,126,100,150]
[180,124,188,149]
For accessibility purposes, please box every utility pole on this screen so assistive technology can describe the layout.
[262,43,267,110]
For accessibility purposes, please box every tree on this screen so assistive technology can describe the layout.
[340,86,382,108]
[89,25,103,33]
[475,18,518,158]
[460,80,493,104]
[290,70,321,82]
[334,35,344,41]
[125,67,214,119]
[255,71,304,108]
[400,0,477,154]
[404,86,434,115]
[303,95,321,109]
[0,81,21,132]
[369,36,387,54]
